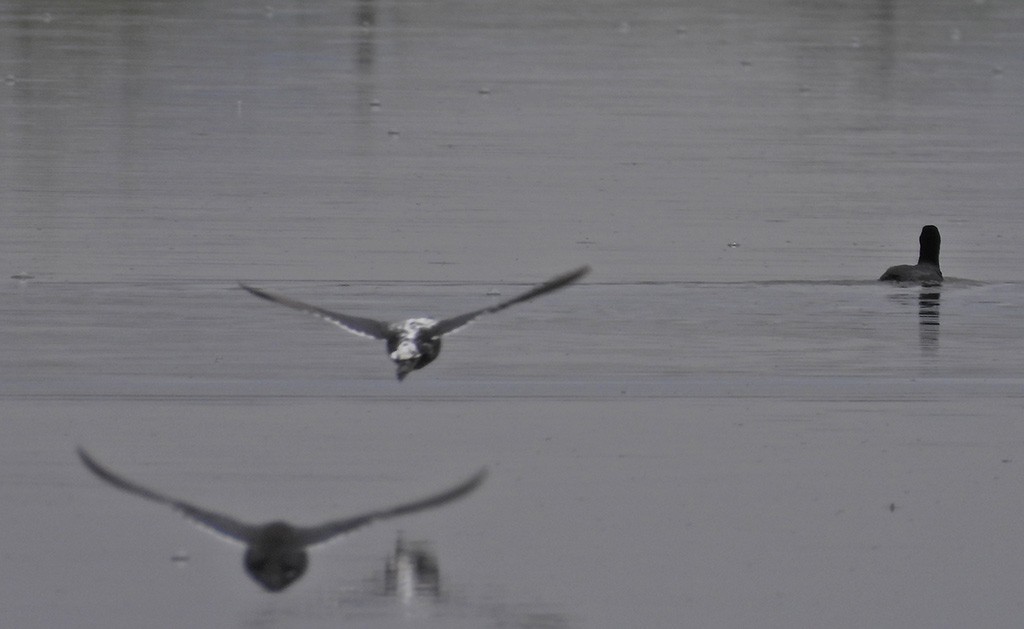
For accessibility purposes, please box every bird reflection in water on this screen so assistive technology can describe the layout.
[384,532,441,601]
[918,290,940,355]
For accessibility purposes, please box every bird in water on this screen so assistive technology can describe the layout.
[77,447,486,592]
[879,225,942,285]
[239,265,590,380]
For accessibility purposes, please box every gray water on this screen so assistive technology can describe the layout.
[2,1,1024,627]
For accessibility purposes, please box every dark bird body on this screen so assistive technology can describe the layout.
[879,225,942,285]
[78,448,486,592]
[240,266,589,380]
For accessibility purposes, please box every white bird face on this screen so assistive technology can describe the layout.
[390,339,421,362]
[397,318,437,335]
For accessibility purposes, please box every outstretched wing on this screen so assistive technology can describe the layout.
[239,283,391,340]
[78,447,256,546]
[431,266,590,336]
[294,468,487,547]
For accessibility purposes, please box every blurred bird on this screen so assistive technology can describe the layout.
[78,447,486,592]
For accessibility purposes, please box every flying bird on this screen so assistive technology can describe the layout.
[77,447,486,592]
[239,265,590,380]
[879,225,943,285]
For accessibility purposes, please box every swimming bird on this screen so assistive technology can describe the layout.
[879,225,942,285]
[239,265,590,380]
[77,447,486,592]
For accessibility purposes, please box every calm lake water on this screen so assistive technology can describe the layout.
[2,0,1023,627]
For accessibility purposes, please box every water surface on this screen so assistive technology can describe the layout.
[2,1,1023,627]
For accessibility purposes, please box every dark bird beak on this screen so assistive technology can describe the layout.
[396,364,414,381]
